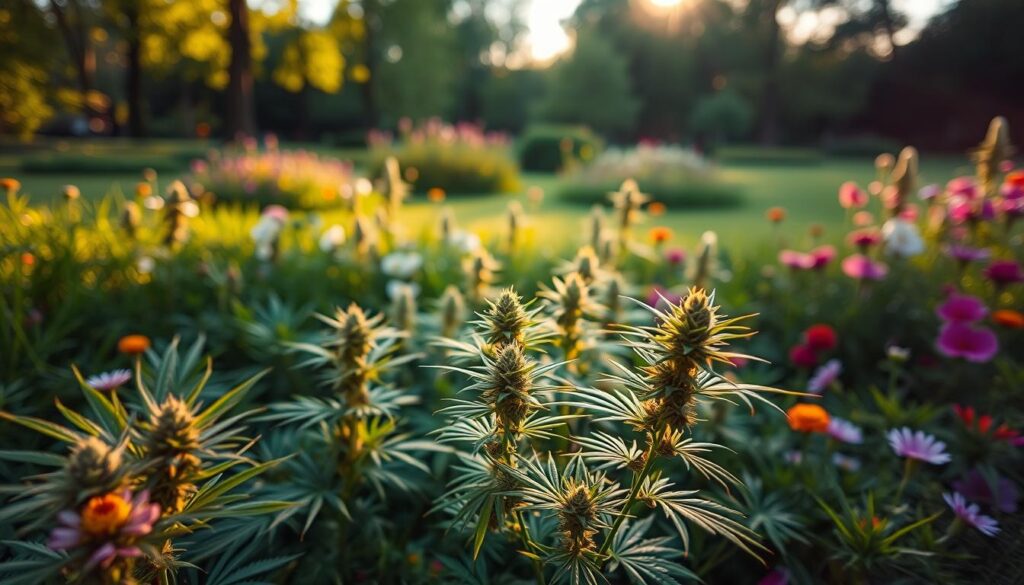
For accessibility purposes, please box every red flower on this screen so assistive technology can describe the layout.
[954,404,1023,445]
[804,324,837,352]
[789,344,818,369]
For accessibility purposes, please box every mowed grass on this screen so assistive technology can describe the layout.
[1,139,970,253]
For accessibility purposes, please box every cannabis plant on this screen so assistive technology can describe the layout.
[0,337,287,584]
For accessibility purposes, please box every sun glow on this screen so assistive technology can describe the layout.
[648,0,684,6]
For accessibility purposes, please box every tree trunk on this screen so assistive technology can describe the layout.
[758,0,783,146]
[50,0,96,118]
[125,1,145,137]
[360,0,379,129]
[227,0,256,139]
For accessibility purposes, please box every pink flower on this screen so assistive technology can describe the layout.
[757,568,790,585]
[984,259,1023,286]
[947,177,980,199]
[789,344,818,369]
[936,323,998,362]
[943,492,999,536]
[852,211,874,226]
[841,254,888,281]
[953,469,1019,513]
[827,417,863,444]
[808,359,842,393]
[936,294,988,323]
[779,250,812,270]
[646,286,682,311]
[262,204,290,223]
[85,369,132,391]
[838,182,867,209]
[887,428,951,465]
[948,197,996,224]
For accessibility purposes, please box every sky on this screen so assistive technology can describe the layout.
[296,0,952,63]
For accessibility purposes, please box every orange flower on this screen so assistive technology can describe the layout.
[766,207,786,223]
[648,202,667,217]
[81,493,131,536]
[20,252,35,266]
[0,178,21,193]
[118,334,151,355]
[427,187,446,203]
[787,403,830,433]
[993,309,1024,329]
[1007,171,1024,189]
[649,226,673,244]
[135,182,152,198]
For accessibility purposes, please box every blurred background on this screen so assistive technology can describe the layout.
[2,0,1022,148]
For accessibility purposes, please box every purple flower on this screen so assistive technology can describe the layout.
[918,184,941,200]
[944,244,991,264]
[953,469,1019,513]
[757,568,790,585]
[943,492,1000,536]
[832,453,862,472]
[936,322,999,363]
[808,359,842,393]
[828,417,863,444]
[85,369,132,391]
[841,254,888,281]
[984,259,1024,286]
[936,294,988,324]
[887,428,951,465]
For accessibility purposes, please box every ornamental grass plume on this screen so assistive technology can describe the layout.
[689,231,718,291]
[464,246,500,304]
[972,116,1014,195]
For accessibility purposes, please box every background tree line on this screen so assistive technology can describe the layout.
[0,0,1021,150]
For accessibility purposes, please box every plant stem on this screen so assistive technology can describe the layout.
[895,458,916,502]
[517,508,546,585]
[597,442,657,563]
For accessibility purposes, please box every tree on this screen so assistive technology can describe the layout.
[0,1,58,138]
[538,31,639,137]
[226,0,255,138]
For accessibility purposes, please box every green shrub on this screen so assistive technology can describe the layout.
[19,152,188,174]
[517,125,603,173]
[558,145,743,208]
[715,145,823,166]
[370,144,520,196]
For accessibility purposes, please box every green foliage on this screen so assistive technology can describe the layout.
[517,125,604,174]
[371,143,520,196]
[689,90,755,146]
[539,32,640,137]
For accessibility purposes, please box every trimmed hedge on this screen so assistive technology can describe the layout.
[370,145,520,196]
[517,125,603,173]
[559,178,744,209]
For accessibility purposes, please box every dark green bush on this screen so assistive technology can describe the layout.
[824,135,903,157]
[517,125,603,173]
[559,178,744,209]
[19,152,188,174]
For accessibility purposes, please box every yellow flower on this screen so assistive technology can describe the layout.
[81,493,131,537]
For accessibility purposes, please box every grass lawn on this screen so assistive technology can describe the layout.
[1,139,970,253]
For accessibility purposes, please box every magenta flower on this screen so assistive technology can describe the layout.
[85,369,132,392]
[936,294,988,323]
[936,322,998,362]
[944,244,991,264]
[943,492,1000,537]
[841,254,888,281]
[808,359,842,393]
[984,259,1024,286]
[808,245,836,269]
[887,428,951,465]
[838,182,867,209]
[827,417,863,444]
[846,228,882,249]
[665,248,686,265]
[953,469,1019,513]
[757,567,790,585]
[646,286,682,311]
[948,197,996,224]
